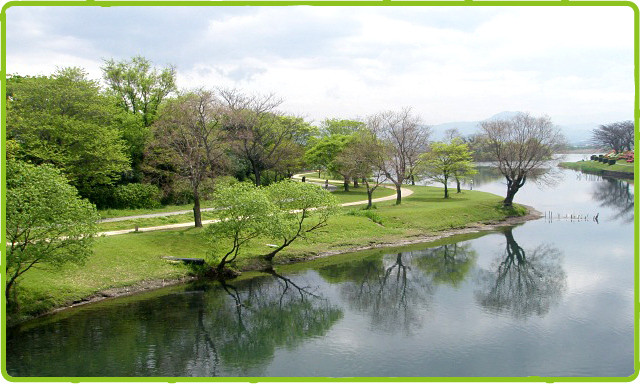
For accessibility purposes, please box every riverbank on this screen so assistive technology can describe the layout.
[10,185,534,326]
[559,160,635,179]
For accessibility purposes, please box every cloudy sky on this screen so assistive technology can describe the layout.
[4,5,635,127]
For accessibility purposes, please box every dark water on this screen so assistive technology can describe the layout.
[6,155,635,378]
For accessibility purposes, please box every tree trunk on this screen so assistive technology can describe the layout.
[395,184,402,205]
[456,178,461,193]
[343,176,350,192]
[411,174,415,186]
[254,168,261,187]
[503,176,525,207]
[444,176,449,198]
[193,189,203,228]
[367,189,373,209]
[353,178,359,188]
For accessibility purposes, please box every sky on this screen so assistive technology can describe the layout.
[3,5,636,128]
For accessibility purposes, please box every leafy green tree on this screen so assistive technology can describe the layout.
[418,138,476,198]
[5,159,99,310]
[263,181,339,261]
[304,134,351,187]
[102,55,177,127]
[146,89,227,227]
[6,68,131,201]
[319,118,365,137]
[204,183,278,275]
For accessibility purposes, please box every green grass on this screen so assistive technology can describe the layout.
[98,202,215,219]
[13,185,526,322]
[559,160,635,175]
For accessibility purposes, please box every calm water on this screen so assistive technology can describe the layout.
[6,155,636,378]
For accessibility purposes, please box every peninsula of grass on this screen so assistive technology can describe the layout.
[559,159,635,178]
[11,185,528,324]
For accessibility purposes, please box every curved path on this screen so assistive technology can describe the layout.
[99,179,413,237]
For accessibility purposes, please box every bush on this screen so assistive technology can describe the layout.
[112,183,162,209]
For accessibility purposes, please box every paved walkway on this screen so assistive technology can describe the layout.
[98,177,413,237]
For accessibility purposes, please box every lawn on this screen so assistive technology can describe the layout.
[13,185,526,322]
[559,159,635,176]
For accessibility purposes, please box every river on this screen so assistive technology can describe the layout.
[5,155,635,378]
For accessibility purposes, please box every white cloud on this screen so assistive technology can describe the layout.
[4,5,635,126]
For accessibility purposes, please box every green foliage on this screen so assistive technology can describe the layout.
[418,139,476,198]
[5,159,99,310]
[204,183,278,270]
[263,180,340,259]
[319,118,366,137]
[304,134,352,175]
[6,68,131,197]
[112,183,162,209]
[102,55,177,127]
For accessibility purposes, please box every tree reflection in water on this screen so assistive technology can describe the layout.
[475,228,566,318]
[319,242,477,335]
[591,177,634,224]
[6,272,342,377]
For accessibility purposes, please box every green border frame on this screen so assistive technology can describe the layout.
[0,1,638,382]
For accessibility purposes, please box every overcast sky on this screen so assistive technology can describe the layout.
[4,5,635,126]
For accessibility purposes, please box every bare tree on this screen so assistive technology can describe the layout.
[480,112,564,207]
[591,120,634,152]
[367,108,431,204]
[146,89,227,227]
[218,88,300,186]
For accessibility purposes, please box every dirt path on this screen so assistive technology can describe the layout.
[98,181,413,237]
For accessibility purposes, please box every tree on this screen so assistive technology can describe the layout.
[475,228,566,318]
[417,138,476,198]
[102,55,177,127]
[204,183,278,276]
[319,118,366,137]
[5,159,99,310]
[591,121,635,152]
[6,68,131,200]
[367,108,430,204]
[333,129,387,208]
[304,134,351,188]
[480,112,564,207]
[219,88,300,187]
[146,89,227,227]
[263,181,339,261]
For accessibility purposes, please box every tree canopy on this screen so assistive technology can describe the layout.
[417,138,476,198]
[6,68,131,198]
[591,120,634,152]
[480,112,564,206]
[6,159,99,309]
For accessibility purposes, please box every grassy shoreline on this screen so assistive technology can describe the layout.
[11,185,532,325]
[559,159,635,178]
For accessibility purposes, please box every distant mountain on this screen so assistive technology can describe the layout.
[430,111,595,146]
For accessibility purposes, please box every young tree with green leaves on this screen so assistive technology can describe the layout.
[102,55,177,127]
[304,134,351,189]
[6,159,99,310]
[263,181,339,261]
[204,183,278,276]
[418,139,476,198]
[6,68,131,201]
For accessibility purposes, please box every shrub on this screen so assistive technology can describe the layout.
[113,183,162,209]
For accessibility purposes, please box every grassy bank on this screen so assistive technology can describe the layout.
[559,159,635,176]
[11,185,527,323]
